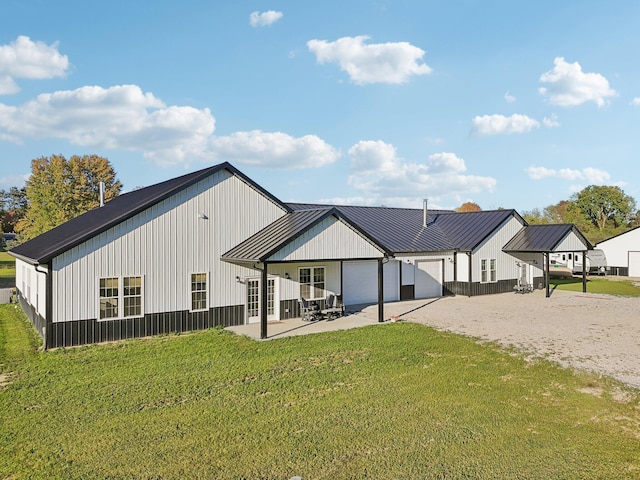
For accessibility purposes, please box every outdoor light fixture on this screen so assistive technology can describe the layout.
[285,273,291,279]
[235,276,241,283]
[198,212,208,219]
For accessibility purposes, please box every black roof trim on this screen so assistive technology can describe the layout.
[10,162,290,264]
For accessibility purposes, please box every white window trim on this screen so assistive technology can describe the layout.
[190,272,209,313]
[97,275,145,321]
[480,258,497,284]
[298,266,326,300]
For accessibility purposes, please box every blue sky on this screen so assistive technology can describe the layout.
[1,0,639,212]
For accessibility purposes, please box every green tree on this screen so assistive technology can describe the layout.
[572,185,636,231]
[521,208,546,224]
[17,155,122,240]
[0,186,28,233]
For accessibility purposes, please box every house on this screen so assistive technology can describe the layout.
[597,227,640,276]
[10,162,592,349]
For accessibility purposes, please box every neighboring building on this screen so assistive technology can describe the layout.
[9,163,592,349]
[597,227,640,276]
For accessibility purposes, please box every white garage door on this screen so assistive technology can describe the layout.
[629,251,640,277]
[415,260,443,299]
[343,261,400,305]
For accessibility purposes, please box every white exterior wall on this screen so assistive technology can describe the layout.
[473,216,523,282]
[268,217,384,262]
[15,259,47,317]
[51,170,287,323]
[555,232,590,253]
[268,262,341,300]
[598,228,640,268]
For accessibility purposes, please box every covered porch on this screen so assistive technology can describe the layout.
[222,207,391,338]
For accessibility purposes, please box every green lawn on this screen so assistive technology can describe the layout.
[1,306,639,479]
[0,252,15,287]
[550,276,640,296]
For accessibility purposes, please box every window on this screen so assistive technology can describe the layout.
[191,273,208,311]
[480,259,497,284]
[99,276,144,320]
[123,276,143,317]
[100,277,119,319]
[299,267,325,300]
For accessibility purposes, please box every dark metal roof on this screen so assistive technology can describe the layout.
[10,162,290,265]
[221,207,390,262]
[287,204,521,254]
[502,224,592,253]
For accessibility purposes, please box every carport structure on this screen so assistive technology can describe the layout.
[502,224,593,297]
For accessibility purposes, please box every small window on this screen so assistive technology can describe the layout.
[299,267,325,300]
[191,273,208,311]
[100,277,119,319]
[123,276,143,318]
[480,259,497,284]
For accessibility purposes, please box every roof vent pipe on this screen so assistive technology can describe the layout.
[99,182,105,207]
[423,198,428,228]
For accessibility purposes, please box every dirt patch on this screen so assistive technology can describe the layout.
[0,372,13,388]
[374,289,640,390]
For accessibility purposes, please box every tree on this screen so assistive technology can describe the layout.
[521,208,546,224]
[572,185,636,231]
[456,201,481,212]
[0,186,28,233]
[16,155,122,240]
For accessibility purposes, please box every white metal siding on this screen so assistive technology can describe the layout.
[395,253,455,283]
[268,216,384,262]
[15,259,47,317]
[268,262,341,301]
[598,228,640,268]
[473,217,523,282]
[52,170,287,323]
[555,232,590,252]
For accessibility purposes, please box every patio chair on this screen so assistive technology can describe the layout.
[299,297,321,322]
[320,294,344,320]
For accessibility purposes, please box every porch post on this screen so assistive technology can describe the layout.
[545,252,550,298]
[378,258,384,323]
[582,251,587,293]
[467,252,472,297]
[260,261,268,339]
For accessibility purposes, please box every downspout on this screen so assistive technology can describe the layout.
[582,251,587,293]
[377,258,384,323]
[545,253,550,298]
[34,264,52,350]
[453,251,458,294]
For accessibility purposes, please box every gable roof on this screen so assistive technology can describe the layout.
[596,224,640,246]
[289,204,520,253]
[10,162,289,265]
[502,224,592,253]
[221,207,389,263]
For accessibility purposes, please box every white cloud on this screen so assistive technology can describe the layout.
[249,10,283,27]
[207,130,340,169]
[0,36,69,94]
[347,140,496,206]
[307,35,432,85]
[527,166,610,183]
[0,173,29,189]
[538,57,616,107]
[470,114,540,136]
[504,92,516,103]
[543,113,560,128]
[0,84,338,168]
[631,97,640,106]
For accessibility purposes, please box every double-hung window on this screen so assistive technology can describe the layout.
[480,259,497,283]
[191,273,208,311]
[299,266,325,300]
[99,276,144,320]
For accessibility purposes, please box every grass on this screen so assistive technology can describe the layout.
[0,252,15,288]
[1,306,640,479]
[550,276,640,296]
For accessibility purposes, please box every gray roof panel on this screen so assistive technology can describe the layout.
[503,224,592,252]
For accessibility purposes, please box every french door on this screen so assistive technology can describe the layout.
[246,278,278,324]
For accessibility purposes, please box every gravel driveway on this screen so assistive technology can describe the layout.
[372,289,640,389]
